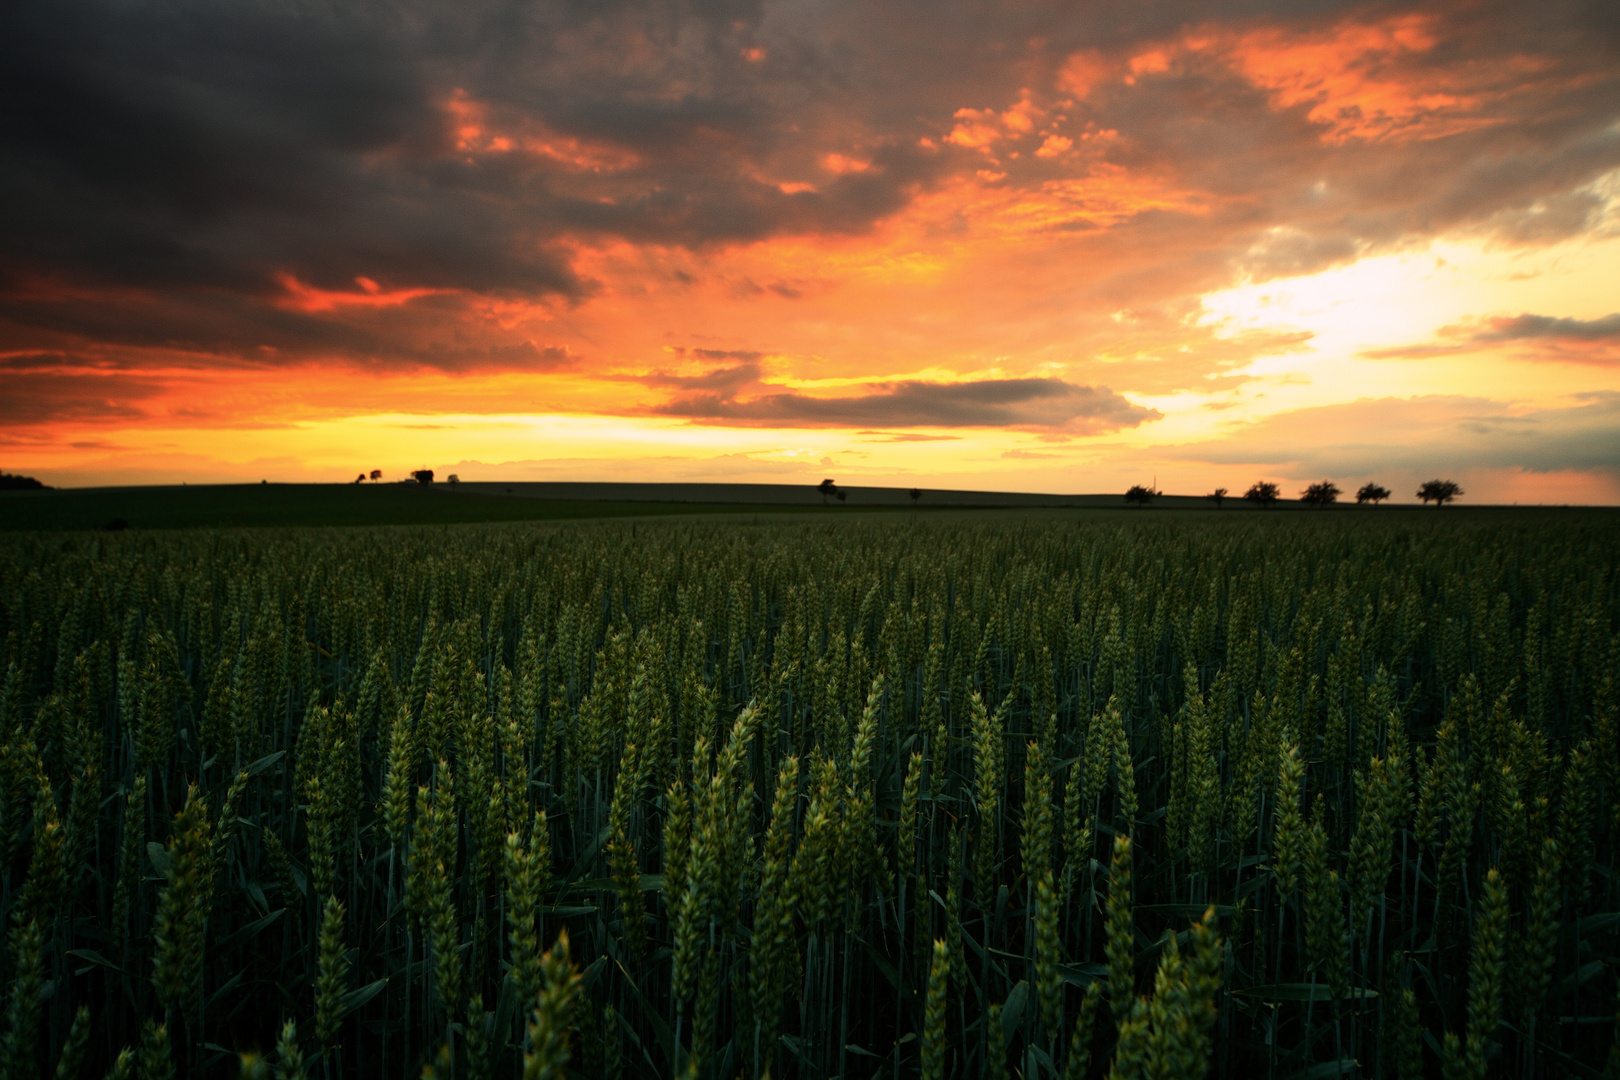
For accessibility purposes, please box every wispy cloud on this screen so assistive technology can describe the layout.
[855,431,963,442]
[1365,312,1620,364]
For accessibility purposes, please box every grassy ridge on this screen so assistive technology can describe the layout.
[4,482,1581,533]
[0,484,822,531]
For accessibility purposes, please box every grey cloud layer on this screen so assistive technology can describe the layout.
[1364,312,1620,361]
[1157,393,1620,477]
[653,377,1161,431]
[1470,313,1620,343]
[0,0,941,298]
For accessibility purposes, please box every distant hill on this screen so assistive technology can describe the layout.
[456,480,1217,508]
[0,472,48,491]
[2,479,1561,531]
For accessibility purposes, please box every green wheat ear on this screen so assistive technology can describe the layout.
[505,814,550,1008]
[273,1020,303,1080]
[524,929,584,1080]
[921,939,950,1080]
[985,1001,1009,1080]
[1392,985,1423,1080]
[1065,980,1104,1080]
[103,1048,135,1080]
[1462,868,1509,1080]
[1105,835,1135,1017]
[1,918,45,1080]
[152,784,214,1012]
[139,1021,173,1080]
[237,1050,270,1080]
[54,1005,90,1080]
[1518,836,1561,1033]
[315,895,349,1046]
[898,750,922,882]
[1271,741,1306,896]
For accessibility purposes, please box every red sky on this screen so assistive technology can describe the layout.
[3,0,1619,501]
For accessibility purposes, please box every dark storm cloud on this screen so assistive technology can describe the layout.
[0,290,579,374]
[1,0,1618,384]
[0,0,584,296]
[654,378,1160,431]
[0,0,945,296]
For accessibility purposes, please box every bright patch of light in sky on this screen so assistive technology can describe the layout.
[1200,231,1620,360]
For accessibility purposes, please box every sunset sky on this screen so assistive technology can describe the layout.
[3,0,1618,501]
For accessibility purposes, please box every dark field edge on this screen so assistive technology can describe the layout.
[0,485,814,531]
[3,483,1611,532]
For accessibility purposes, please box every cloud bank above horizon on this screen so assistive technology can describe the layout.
[3,0,1619,500]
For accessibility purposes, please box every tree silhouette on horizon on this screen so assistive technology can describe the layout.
[1417,479,1463,506]
[0,472,47,490]
[1356,482,1390,505]
[1244,481,1280,508]
[1300,479,1340,507]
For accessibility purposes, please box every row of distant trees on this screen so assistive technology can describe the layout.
[0,472,48,491]
[352,469,460,486]
[1126,479,1465,507]
[817,479,926,505]
[338,472,1468,509]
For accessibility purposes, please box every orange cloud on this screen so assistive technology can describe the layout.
[522,131,641,173]
[1000,92,1040,133]
[822,153,871,174]
[272,273,451,314]
[1125,50,1171,82]
[945,107,1003,149]
[1057,51,1113,98]
[446,88,638,171]
[1034,135,1073,158]
[946,92,1044,152]
[922,166,1211,237]
[1218,14,1498,143]
[1068,12,1536,144]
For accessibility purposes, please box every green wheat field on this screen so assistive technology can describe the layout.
[1,511,1617,1079]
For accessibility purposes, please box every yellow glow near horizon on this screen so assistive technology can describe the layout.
[12,195,1620,500]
